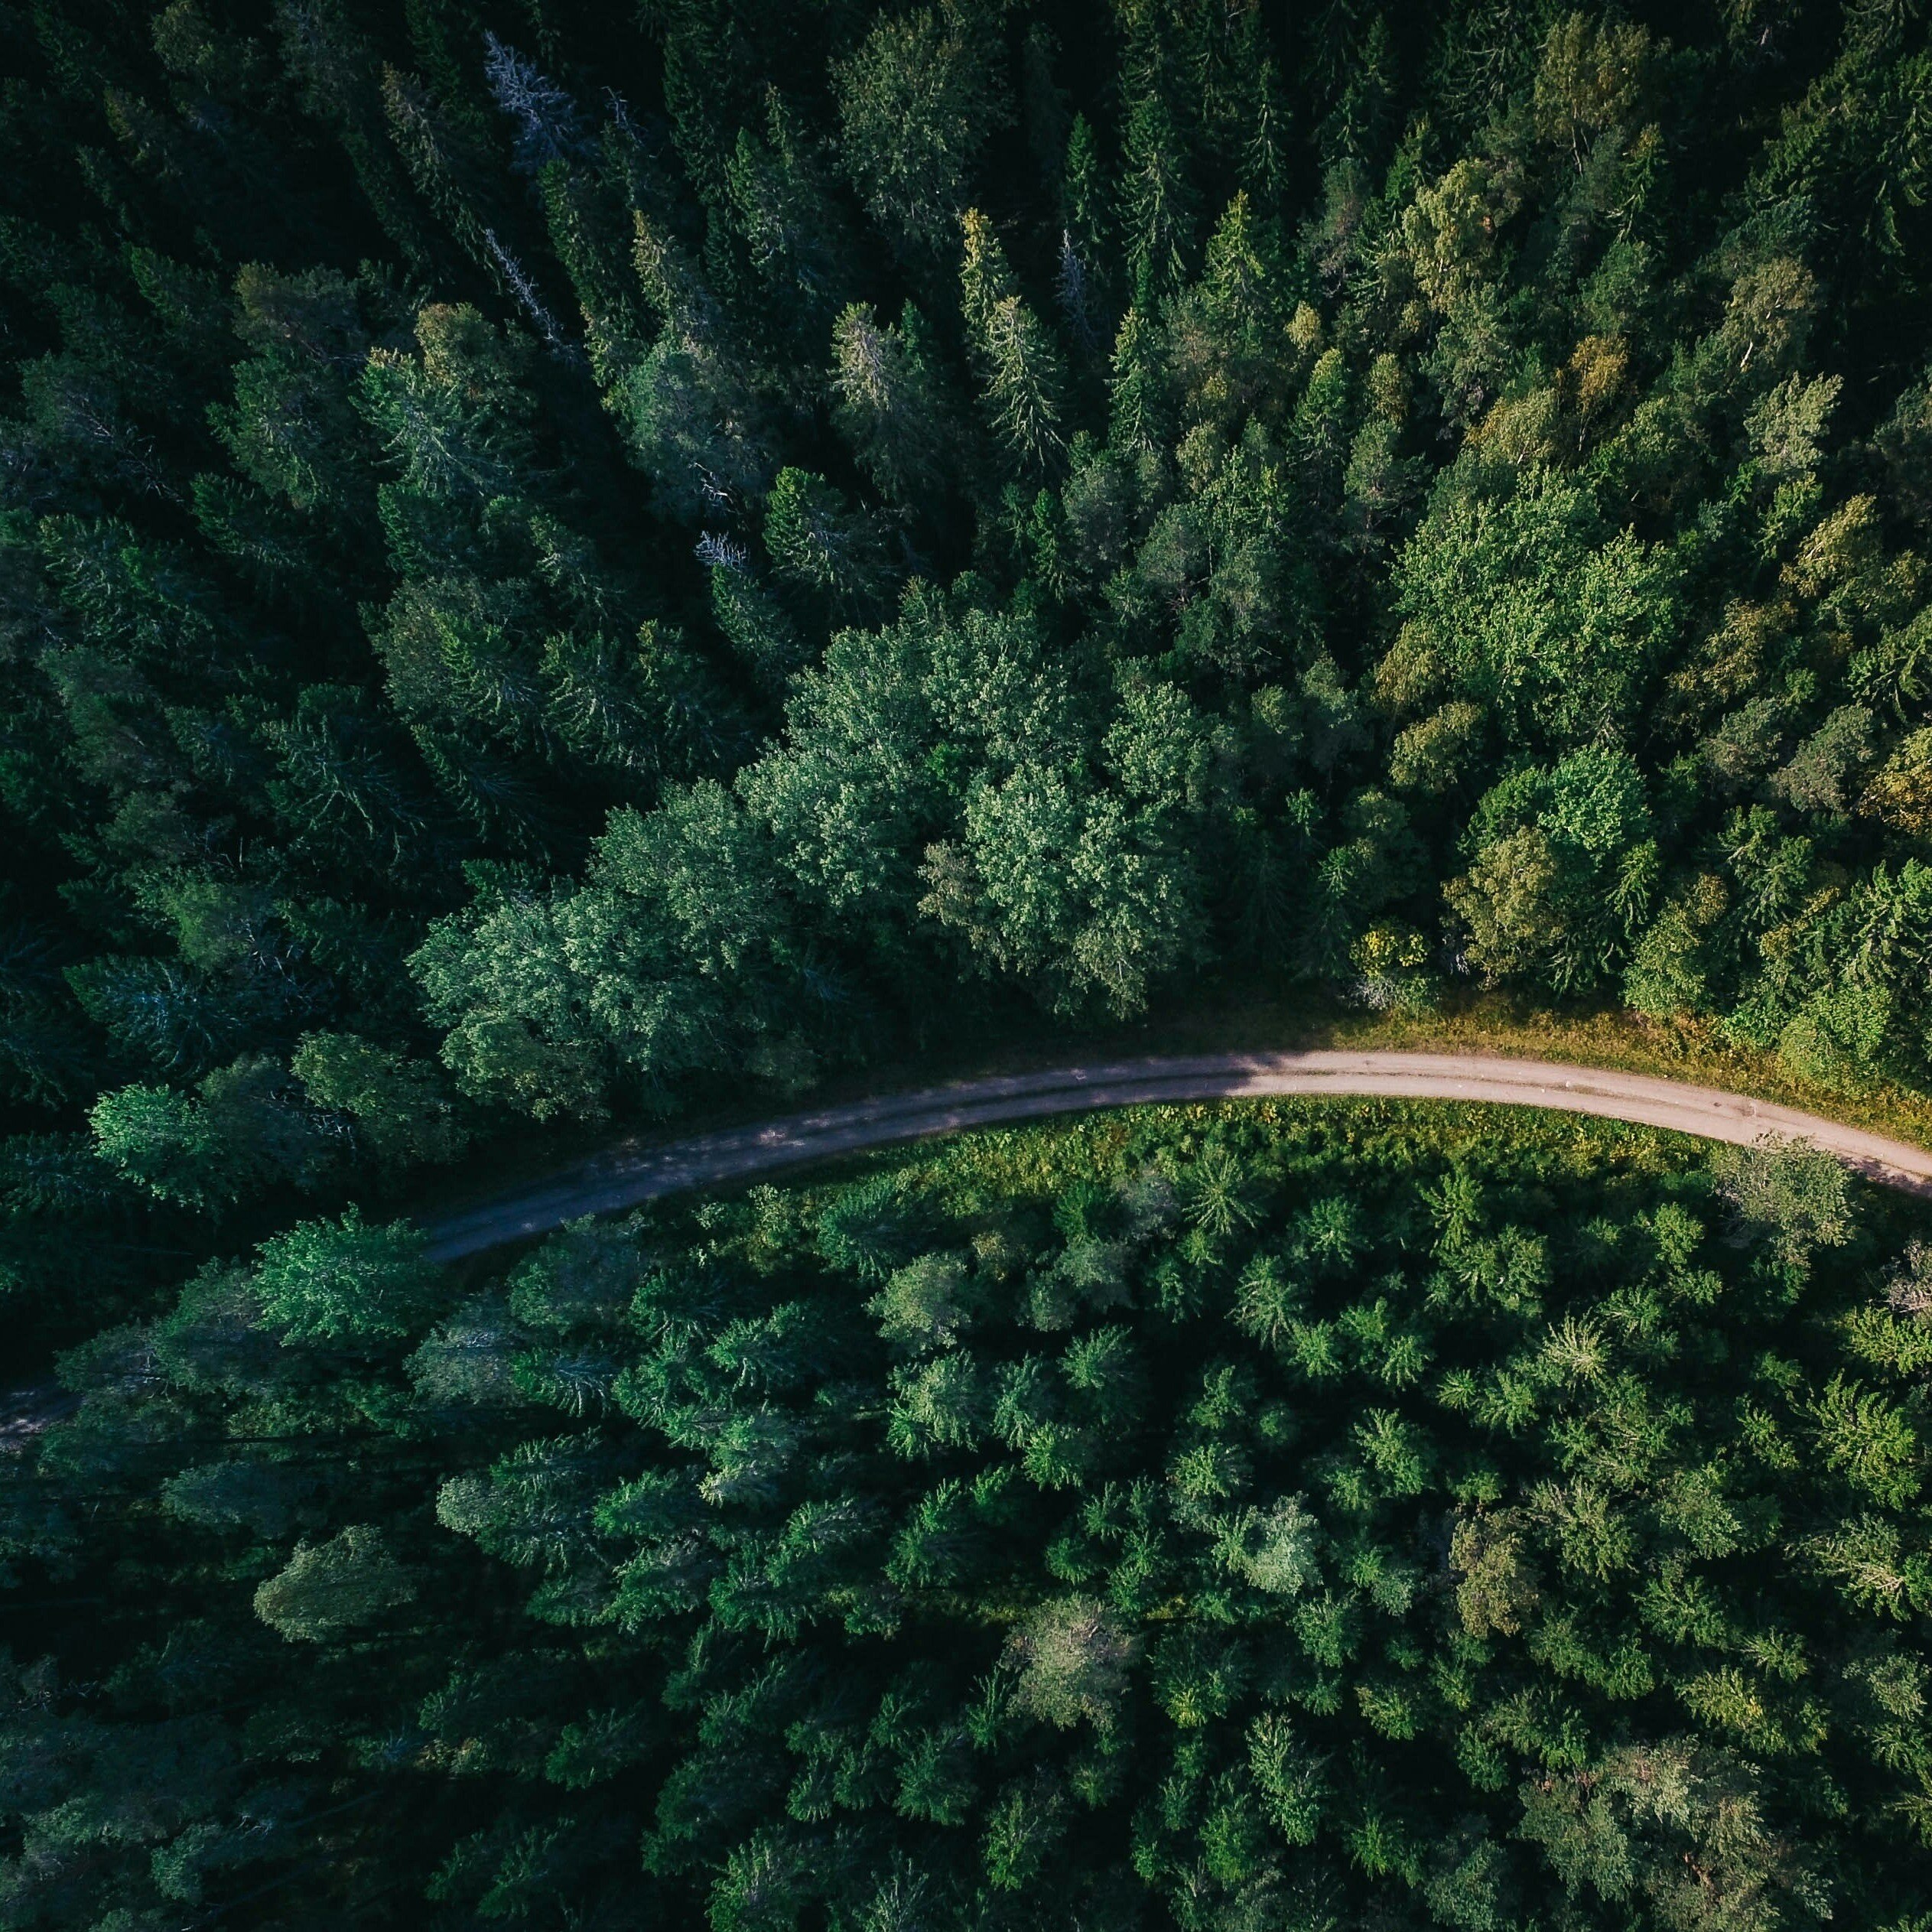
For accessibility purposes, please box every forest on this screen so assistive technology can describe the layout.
[8,1104,1932,1927]
[5,0,1932,1922]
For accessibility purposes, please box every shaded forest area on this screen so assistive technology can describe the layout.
[6,1104,1932,1927]
[6,0,1932,1362]
[9,3,1932,1924]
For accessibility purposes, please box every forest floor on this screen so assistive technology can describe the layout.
[420,1042,1932,1260]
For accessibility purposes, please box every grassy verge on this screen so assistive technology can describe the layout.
[836,1093,1716,1212]
[412,977,1932,1225]
[996,978,1932,1153]
[612,1090,1932,1265]
[1313,990,1932,1147]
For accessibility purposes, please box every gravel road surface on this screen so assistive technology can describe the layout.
[420,1051,1932,1260]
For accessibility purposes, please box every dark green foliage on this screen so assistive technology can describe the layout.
[11,2,1932,1920]
[8,1104,1932,1927]
[8,0,1932,1364]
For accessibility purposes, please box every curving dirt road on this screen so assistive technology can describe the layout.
[419,1051,1932,1260]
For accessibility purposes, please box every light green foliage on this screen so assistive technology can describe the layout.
[763,467,889,611]
[608,331,773,522]
[359,304,536,506]
[88,1081,224,1210]
[253,1524,417,1641]
[1713,1134,1854,1266]
[1391,467,1682,751]
[18,0,1930,1179]
[1120,89,1196,301]
[1447,746,1656,992]
[1008,1595,1140,1730]
[831,301,958,503]
[869,1249,976,1348]
[90,1055,340,1211]
[922,766,1205,1016]
[1517,1737,1826,1930]
[835,5,1010,259]
[292,1032,469,1171]
[251,1205,440,1342]
[1450,1508,1539,1634]
[411,780,797,1117]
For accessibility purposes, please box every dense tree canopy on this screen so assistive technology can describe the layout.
[9,0,1932,1924]
[5,0,1932,1358]
[6,1104,1932,1928]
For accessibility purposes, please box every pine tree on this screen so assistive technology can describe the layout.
[1108,305,1166,455]
[980,294,1068,476]
[11,11,1932,1921]
[541,159,647,380]
[830,301,957,503]
[724,89,860,364]
[763,467,890,613]
[254,1524,418,1640]
[835,3,1012,264]
[1120,89,1198,303]
[960,210,1066,476]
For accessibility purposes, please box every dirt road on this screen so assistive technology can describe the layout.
[418,1050,1932,1260]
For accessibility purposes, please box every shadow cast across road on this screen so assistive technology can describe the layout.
[419,1051,1932,1261]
